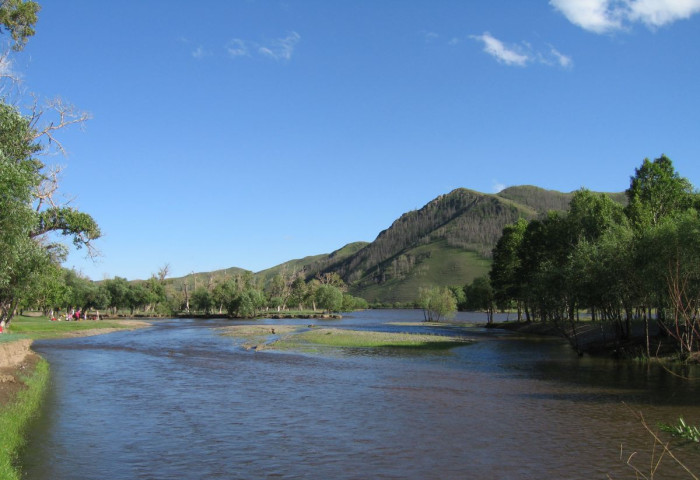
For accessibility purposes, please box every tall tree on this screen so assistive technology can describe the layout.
[625,155,694,230]
[0,2,100,326]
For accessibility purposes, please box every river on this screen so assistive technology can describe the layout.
[20,310,700,479]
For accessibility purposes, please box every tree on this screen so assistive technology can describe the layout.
[625,155,694,231]
[418,286,457,322]
[315,284,343,313]
[0,102,99,325]
[464,276,494,323]
[490,218,528,319]
[191,286,213,315]
[103,277,129,315]
[227,288,266,318]
[0,5,100,327]
[289,276,308,310]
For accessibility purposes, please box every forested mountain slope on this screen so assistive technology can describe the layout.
[174,186,624,304]
[317,186,624,303]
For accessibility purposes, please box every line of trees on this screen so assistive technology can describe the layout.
[486,155,700,357]
[27,267,369,319]
[182,270,367,317]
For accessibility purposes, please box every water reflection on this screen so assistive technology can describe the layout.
[20,310,700,480]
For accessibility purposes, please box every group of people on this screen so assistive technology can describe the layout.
[50,309,99,322]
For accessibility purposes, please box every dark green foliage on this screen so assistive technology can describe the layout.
[463,276,494,322]
[489,156,700,357]
[315,284,343,313]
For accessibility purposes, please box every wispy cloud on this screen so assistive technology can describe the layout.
[551,0,700,33]
[470,32,572,69]
[548,46,574,68]
[470,32,530,66]
[257,32,300,61]
[225,32,301,61]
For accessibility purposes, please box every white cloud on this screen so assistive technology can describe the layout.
[551,0,700,33]
[258,32,300,61]
[628,0,700,27]
[550,0,624,33]
[471,32,530,66]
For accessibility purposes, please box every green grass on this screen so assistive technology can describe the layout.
[6,315,140,340]
[270,327,473,351]
[0,358,50,480]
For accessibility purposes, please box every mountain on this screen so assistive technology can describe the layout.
[307,186,626,304]
[170,186,625,305]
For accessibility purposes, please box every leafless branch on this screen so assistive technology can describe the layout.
[619,405,699,480]
[29,96,92,156]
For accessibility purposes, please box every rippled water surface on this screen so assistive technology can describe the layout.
[21,310,700,479]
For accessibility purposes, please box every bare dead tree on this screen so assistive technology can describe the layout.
[28,96,91,156]
[157,263,171,282]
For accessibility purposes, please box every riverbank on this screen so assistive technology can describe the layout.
[487,319,685,360]
[0,353,48,480]
[0,317,151,479]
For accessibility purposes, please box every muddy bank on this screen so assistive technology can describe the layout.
[0,341,37,407]
[0,339,33,369]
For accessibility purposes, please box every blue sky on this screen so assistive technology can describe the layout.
[11,0,700,280]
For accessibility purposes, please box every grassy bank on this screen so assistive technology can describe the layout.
[5,315,150,340]
[0,357,49,480]
[280,328,473,349]
[221,325,473,352]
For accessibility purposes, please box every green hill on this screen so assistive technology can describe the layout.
[167,186,625,304]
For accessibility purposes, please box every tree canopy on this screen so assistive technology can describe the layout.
[488,155,700,357]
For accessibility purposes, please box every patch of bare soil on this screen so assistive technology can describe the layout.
[0,353,39,407]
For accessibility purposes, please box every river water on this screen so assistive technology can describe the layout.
[20,310,700,479]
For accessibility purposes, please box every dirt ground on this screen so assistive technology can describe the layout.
[0,352,39,407]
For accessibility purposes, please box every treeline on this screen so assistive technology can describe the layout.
[483,155,700,358]
[33,268,368,319]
